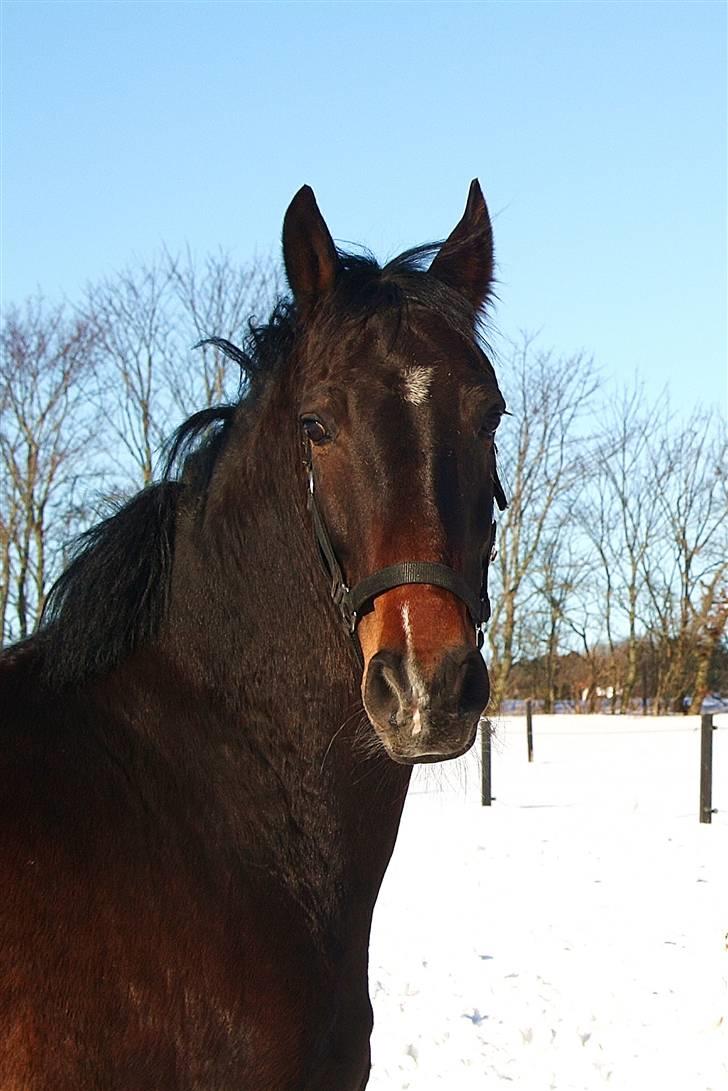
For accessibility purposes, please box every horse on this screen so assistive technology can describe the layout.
[0,181,507,1090]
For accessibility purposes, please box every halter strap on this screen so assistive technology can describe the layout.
[305,444,502,665]
[348,561,486,630]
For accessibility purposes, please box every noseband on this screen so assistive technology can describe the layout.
[304,443,505,666]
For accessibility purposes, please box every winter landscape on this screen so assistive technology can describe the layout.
[368,714,727,1090]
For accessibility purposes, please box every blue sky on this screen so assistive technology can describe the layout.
[2,0,725,410]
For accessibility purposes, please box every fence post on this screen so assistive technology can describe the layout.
[481,719,492,806]
[700,713,715,824]
[526,699,534,763]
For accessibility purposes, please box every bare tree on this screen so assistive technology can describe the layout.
[487,336,600,709]
[84,262,175,489]
[563,611,612,713]
[642,408,727,712]
[83,252,282,492]
[166,248,280,413]
[0,299,97,643]
[526,519,591,711]
[576,386,668,711]
[1,251,282,645]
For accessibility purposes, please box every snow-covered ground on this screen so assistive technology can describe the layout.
[368,714,728,1090]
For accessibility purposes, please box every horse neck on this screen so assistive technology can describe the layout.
[156,394,411,904]
[168,401,349,700]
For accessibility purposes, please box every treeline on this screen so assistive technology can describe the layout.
[509,642,728,714]
[2,260,726,714]
[1,251,280,642]
[487,337,727,714]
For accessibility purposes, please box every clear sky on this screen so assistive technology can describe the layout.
[2,0,726,411]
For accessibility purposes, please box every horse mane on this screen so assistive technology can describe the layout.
[34,241,490,690]
[320,243,490,350]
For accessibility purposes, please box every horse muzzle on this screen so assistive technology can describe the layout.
[363,645,488,764]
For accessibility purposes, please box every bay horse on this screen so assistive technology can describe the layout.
[0,181,507,1090]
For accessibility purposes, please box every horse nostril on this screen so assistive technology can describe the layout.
[460,656,490,716]
[442,647,490,719]
[364,651,407,729]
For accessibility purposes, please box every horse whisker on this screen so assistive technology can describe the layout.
[320,703,366,772]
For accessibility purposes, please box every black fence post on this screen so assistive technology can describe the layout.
[526,699,534,763]
[481,720,492,806]
[700,713,715,824]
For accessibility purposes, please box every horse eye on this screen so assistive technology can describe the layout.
[301,416,330,445]
[479,416,501,441]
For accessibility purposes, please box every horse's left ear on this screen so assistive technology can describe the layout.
[429,179,494,311]
[282,185,340,318]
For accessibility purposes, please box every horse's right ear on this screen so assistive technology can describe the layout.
[282,186,340,318]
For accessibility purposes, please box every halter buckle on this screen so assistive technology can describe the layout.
[332,582,357,632]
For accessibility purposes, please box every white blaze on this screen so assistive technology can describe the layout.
[402,601,414,655]
[402,365,434,405]
[401,602,427,735]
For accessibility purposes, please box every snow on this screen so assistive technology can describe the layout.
[368,714,728,1090]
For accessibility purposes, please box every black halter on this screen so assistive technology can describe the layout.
[304,443,506,666]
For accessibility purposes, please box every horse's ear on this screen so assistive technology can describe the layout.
[282,186,340,317]
[429,179,494,311]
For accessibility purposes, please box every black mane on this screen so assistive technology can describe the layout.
[35,242,489,689]
[39,482,182,688]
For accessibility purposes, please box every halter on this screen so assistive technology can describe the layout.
[304,442,505,666]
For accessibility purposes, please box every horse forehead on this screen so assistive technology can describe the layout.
[401,364,435,405]
[345,360,478,426]
[311,315,494,409]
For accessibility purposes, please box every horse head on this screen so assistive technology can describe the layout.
[283,181,506,764]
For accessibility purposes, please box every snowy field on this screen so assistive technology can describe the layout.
[368,714,728,1090]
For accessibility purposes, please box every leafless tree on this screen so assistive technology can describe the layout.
[525,519,591,711]
[642,408,727,712]
[576,385,668,711]
[2,252,282,645]
[487,336,600,709]
[166,248,280,414]
[83,252,281,492]
[0,299,97,643]
[83,261,176,489]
